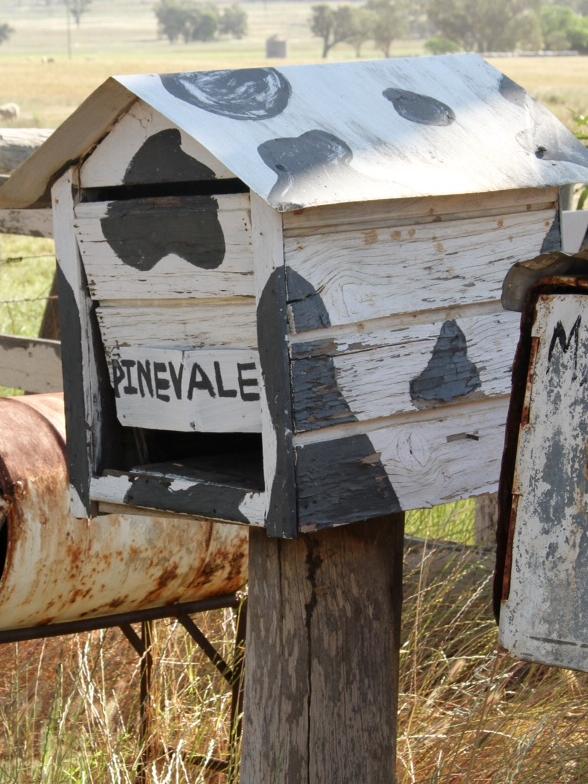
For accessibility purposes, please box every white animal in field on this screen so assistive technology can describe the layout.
[0,103,20,121]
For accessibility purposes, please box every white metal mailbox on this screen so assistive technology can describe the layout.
[1,55,587,537]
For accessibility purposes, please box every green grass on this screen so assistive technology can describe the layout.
[0,234,55,337]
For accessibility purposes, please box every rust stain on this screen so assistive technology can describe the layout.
[435,241,445,254]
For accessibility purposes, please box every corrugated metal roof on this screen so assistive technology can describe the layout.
[2,54,587,211]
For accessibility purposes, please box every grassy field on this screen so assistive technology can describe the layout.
[0,0,586,127]
[0,1,587,780]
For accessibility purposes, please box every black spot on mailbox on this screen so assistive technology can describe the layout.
[410,320,481,406]
[101,195,226,272]
[258,130,353,204]
[498,75,527,108]
[123,128,217,184]
[383,88,455,126]
[101,130,226,272]
[160,68,291,120]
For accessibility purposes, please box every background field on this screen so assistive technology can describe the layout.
[0,0,587,127]
[0,1,587,781]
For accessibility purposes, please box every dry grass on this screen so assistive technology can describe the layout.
[0,507,585,782]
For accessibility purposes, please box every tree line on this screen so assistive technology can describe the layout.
[310,0,588,57]
[154,0,247,43]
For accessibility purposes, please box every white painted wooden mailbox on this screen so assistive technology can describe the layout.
[1,55,587,538]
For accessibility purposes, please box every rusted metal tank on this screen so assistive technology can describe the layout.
[0,393,248,630]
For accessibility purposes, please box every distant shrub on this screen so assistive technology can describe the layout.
[219,4,248,39]
[424,35,460,54]
[0,22,13,45]
[154,0,247,43]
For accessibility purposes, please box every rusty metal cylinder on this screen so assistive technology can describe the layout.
[0,393,248,630]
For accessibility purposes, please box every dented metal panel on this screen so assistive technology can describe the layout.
[499,289,588,671]
[0,393,248,630]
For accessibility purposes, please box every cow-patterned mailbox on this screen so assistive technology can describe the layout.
[2,55,587,537]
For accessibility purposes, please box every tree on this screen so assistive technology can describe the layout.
[427,0,541,52]
[348,7,376,57]
[540,4,588,51]
[63,0,92,27]
[367,0,407,57]
[154,0,220,44]
[0,23,13,45]
[425,35,460,53]
[154,0,190,43]
[219,4,248,39]
[184,4,219,42]
[309,4,356,58]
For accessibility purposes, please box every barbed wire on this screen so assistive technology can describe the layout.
[0,295,57,305]
[1,254,56,264]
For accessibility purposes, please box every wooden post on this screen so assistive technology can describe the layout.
[474,492,498,548]
[241,513,404,784]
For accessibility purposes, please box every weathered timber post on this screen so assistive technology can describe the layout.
[474,493,498,548]
[241,513,404,784]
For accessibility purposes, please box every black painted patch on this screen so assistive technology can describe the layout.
[410,320,481,406]
[283,268,401,527]
[258,130,353,204]
[56,267,90,511]
[498,75,527,108]
[101,195,225,272]
[123,128,217,185]
[286,266,332,333]
[256,267,297,537]
[383,88,455,126]
[541,212,561,254]
[160,68,291,121]
[123,472,250,523]
[288,270,355,431]
[296,436,401,529]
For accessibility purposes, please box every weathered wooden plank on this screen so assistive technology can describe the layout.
[0,335,61,392]
[285,208,557,332]
[242,515,403,783]
[0,208,52,237]
[52,168,123,517]
[90,470,265,526]
[96,298,257,357]
[80,100,232,187]
[109,346,261,433]
[291,308,520,431]
[283,187,558,237]
[74,193,253,301]
[295,398,508,529]
[500,294,588,672]
[0,128,53,175]
[251,194,296,537]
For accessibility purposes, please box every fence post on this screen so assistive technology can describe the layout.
[475,493,499,548]
[241,513,404,783]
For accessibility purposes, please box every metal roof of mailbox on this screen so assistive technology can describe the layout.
[2,53,588,211]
